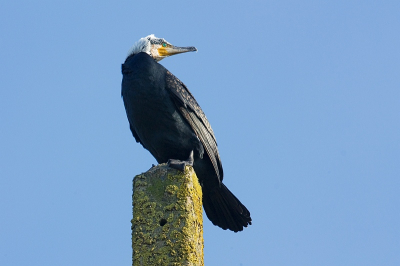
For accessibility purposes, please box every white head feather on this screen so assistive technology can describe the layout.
[126,34,154,57]
[126,34,166,58]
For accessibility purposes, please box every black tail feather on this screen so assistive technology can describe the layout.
[202,183,252,232]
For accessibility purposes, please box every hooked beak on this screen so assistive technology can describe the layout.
[158,45,197,57]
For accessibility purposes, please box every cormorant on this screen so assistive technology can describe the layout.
[121,34,251,232]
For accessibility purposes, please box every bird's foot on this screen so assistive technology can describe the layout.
[167,151,194,172]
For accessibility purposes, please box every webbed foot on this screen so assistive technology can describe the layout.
[167,150,194,172]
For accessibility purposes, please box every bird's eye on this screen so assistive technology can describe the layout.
[162,42,167,47]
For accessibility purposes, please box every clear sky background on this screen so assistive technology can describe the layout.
[1,1,399,265]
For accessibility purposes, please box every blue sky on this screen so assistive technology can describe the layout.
[1,1,399,265]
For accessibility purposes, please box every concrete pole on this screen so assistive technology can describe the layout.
[132,164,204,266]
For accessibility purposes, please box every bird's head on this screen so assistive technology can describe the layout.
[126,34,197,62]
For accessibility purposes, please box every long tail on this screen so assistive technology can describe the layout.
[202,183,252,232]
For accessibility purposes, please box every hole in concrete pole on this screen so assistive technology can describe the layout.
[159,218,167,226]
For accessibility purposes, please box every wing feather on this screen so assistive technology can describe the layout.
[165,71,223,182]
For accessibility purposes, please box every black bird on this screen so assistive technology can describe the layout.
[121,34,251,232]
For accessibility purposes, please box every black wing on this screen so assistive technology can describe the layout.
[165,71,223,182]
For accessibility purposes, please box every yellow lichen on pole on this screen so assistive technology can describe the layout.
[132,163,204,266]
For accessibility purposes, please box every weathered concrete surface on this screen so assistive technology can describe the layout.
[132,164,204,266]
